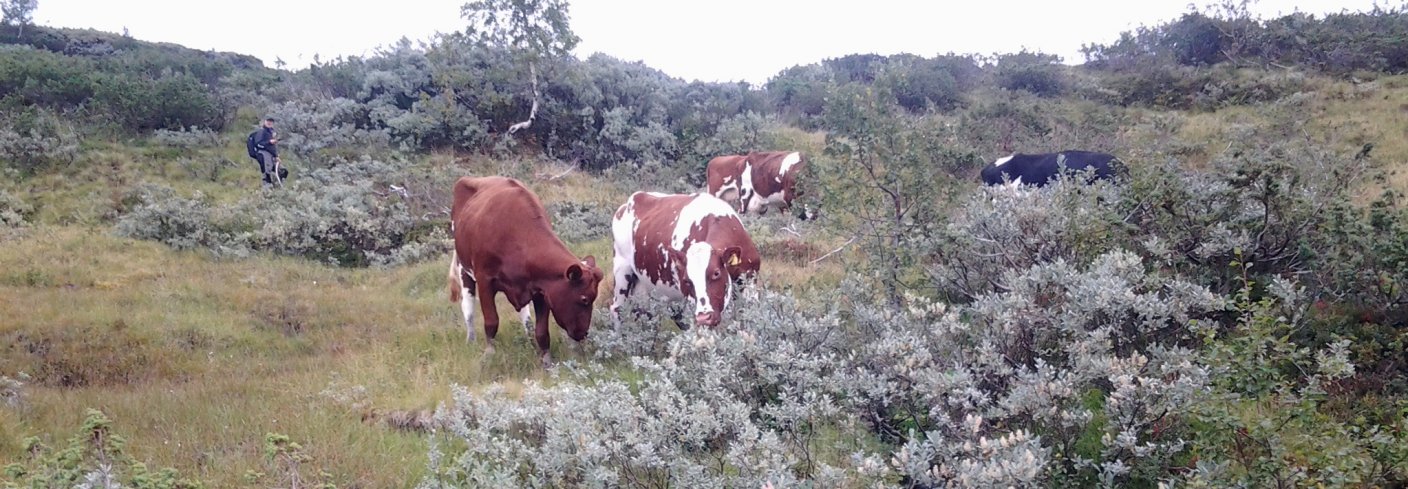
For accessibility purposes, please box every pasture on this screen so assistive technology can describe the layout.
[4,9,1408,487]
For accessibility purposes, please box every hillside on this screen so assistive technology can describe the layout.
[3,4,1408,488]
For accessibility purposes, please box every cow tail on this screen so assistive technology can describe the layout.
[448,252,462,304]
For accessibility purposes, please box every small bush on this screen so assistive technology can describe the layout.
[2,409,205,488]
[0,373,24,410]
[0,189,33,229]
[244,433,336,489]
[150,126,223,149]
[547,200,612,243]
[0,108,79,174]
[112,184,249,255]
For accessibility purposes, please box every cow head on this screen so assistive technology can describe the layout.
[543,256,603,341]
[781,159,809,218]
[685,243,743,328]
[782,160,805,204]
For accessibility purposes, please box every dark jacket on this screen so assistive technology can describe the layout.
[254,127,278,157]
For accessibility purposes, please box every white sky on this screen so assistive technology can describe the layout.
[33,0,1386,85]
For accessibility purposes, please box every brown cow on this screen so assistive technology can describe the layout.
[705,151,807,216]
[610,192,761,328]
[446,176,604,365]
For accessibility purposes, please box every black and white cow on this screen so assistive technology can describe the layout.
[980,150,1122,187]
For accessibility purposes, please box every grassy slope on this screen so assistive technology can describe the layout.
[1163,75,1408,199]
[0,128,843,488]
[0,226,550,486]
[3,73,1407,487]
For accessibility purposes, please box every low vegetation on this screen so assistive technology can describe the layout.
[3,1,1408,487]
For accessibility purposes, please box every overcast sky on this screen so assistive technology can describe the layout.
[32,0,1386,85]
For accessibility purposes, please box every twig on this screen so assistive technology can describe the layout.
[780,225,803,238]
[545,166,575,181]
[809,237,857,265]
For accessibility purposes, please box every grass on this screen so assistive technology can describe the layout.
[0,226,571,487]
[1154,74,1408,201]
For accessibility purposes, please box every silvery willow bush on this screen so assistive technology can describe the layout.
[0,107,78,175]
[0,373,24,410]
[114,158,444,267]
[420,247,1233,487]
[112,184,249,255]
[546,200,613,244]
[0,188,32,229]
[422,135,1408,485]
[266,97,392,165]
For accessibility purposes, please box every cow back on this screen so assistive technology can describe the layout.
[451,177,579,297]
[706,155,749,195]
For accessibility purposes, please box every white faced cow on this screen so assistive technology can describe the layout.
[610,192,762,328]
[706,151,807,216]
[980,150,1122,187]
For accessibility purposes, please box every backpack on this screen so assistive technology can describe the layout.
[246,130,260,158]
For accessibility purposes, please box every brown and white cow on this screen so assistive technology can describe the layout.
[706,151,807,216]
[610,192,762,328]
[446,176,604,365]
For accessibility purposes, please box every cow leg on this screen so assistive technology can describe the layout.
[458,264,477,342]
[519,306,533,336]
[477,283,500,354]
[532,297,552,367]
[738,190,753,214]
[610,264,638,325]
[670,305,691,331]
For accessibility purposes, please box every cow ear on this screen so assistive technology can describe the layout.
[581,255,596,268]
[566,263,584,282]
[723,246,743,267]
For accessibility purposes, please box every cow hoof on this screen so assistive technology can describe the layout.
[540,353,553,369]
[483,343,496,355]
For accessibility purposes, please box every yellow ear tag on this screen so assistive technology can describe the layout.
[728,255,741,266]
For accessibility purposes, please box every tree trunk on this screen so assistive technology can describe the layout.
[507,62,539,135]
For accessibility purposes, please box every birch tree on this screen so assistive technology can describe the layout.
[1,0,37,39]
[460,0,579,136]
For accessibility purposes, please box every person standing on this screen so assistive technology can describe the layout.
[247,118,283,187]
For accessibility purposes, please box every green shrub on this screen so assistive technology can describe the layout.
[876,56,967,112]
[995,50,1067,97]
[0,45,95,107]
[93,72,230,131]
[1083,4,1408,76]
[3,409,205,488]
